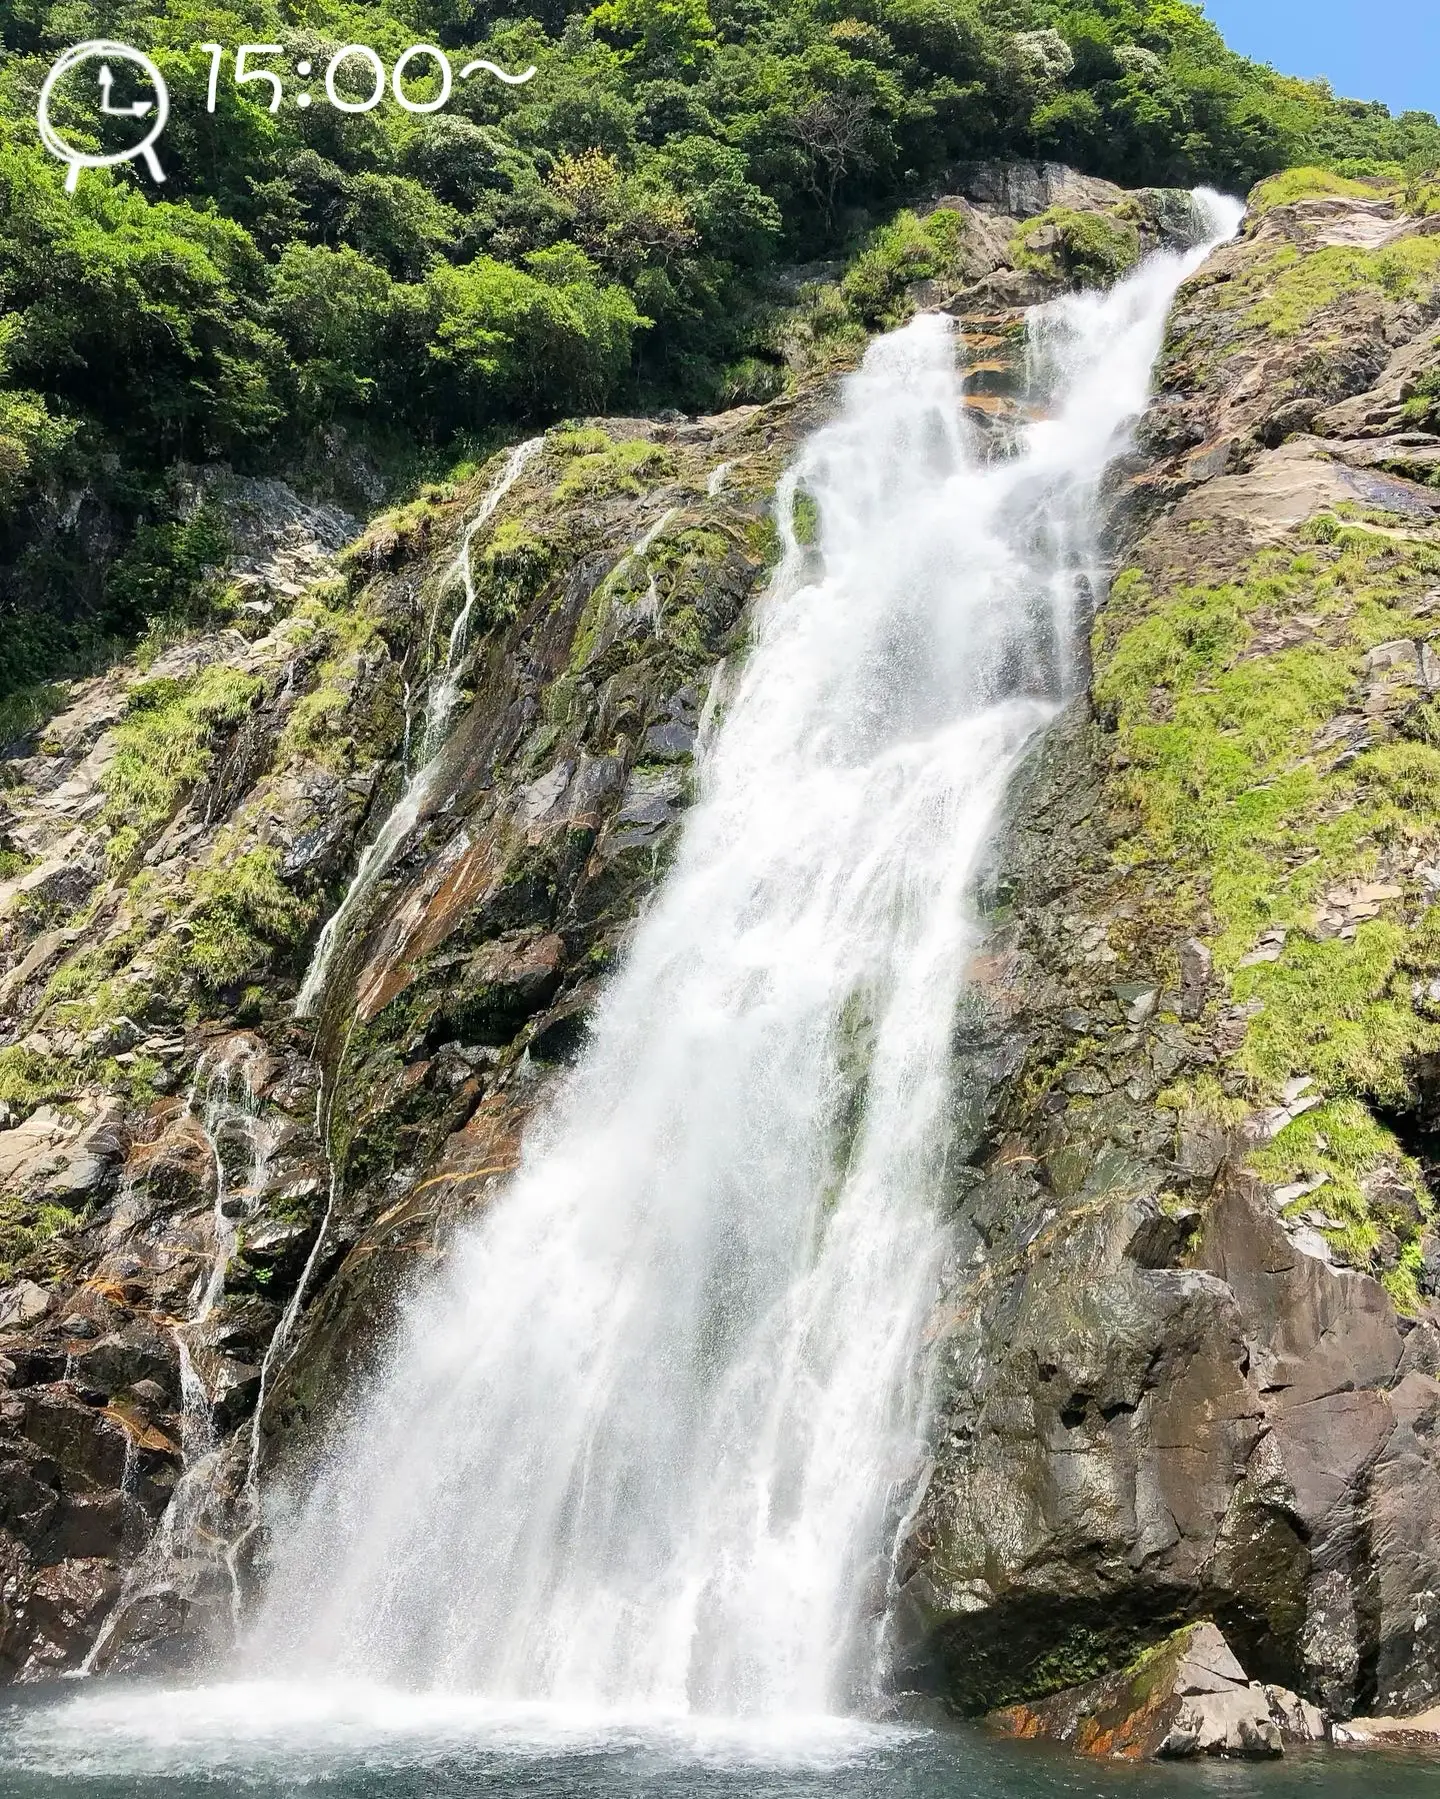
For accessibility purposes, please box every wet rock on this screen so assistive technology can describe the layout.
[48,1490,133,1560]
[22,1558,123,1674]
[988,1623,1283,1759]
[20,1392,133,1491]
[208,1360,262,1433]
[0,1454,61,1545]
[70,1334,178,1403]
[438,932,567,1047]
[123,1379,170,1415]
[0,1347,65,1387]
[232,1218,316,1292]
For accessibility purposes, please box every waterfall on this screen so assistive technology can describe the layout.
[245,198,1242,1715]
[295,437,545,1018]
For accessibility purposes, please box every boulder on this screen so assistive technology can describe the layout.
[0,1283,50,1331]
[1265,1684,1327,1743]
[987,1623,1283,1760]
[70,1333,178,1403]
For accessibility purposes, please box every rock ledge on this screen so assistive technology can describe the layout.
[987,1623,1314,1759]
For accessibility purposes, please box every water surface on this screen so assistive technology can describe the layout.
[3,1683,1436,1799]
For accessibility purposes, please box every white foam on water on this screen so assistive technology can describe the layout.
[3,1680,915,1778]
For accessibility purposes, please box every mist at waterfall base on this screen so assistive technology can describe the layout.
[0,198,1311,1796]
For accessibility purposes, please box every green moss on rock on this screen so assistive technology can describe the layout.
[1096,531,1440,1293]
[1011,206,1141,287]
[1249,167,1394,215]
[1224,237,1440,338]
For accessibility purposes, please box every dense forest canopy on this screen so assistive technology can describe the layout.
[3,0,1439,701]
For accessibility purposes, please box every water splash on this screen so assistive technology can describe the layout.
[295,437,544,1018]
[247,197,1242,1714]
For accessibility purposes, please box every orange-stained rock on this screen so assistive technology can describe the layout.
[988,1623,1283,1760]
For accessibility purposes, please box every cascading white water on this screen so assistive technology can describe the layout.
[245,198,1242,1717]
[295,437,545,1017]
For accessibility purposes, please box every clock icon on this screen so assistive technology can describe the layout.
[37,39,169,191]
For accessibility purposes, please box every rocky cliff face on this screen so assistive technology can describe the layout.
[3,161,1435,1728]
[892,171,1440,1726]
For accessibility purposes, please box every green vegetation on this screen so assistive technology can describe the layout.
[1096,532,1440,1299]
[1248,1097,1431,1309]
[1224,236,1440,337]
[4,0,1440,701]
[177,842,318,993]
[101,663,263,863]
[1248,165,1388,214]
[1011,203,1140,285]
[840,208,966,325]
[553,433,676,499]
[0,1044,73,1114]
[277,577,398,771]
[0,1191,82,1284]
[791,489,821,546]
[480,516,558,622]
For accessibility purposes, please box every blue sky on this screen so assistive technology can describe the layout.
[1202,1,1440,117]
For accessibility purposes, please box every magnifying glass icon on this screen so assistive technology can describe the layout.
[37,40,169,193]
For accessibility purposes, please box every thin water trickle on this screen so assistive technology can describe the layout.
[295,436,544,1018]
[81,1042,277,1673]
[241,198,1244,1716]
[420,436,546,764]
[225,1055,348,1608]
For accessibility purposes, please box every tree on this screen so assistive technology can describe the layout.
[589,0,718,78]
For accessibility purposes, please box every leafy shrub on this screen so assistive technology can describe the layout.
[426,245,648,418]
[840,208,965,325]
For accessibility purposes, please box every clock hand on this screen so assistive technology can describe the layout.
[98,61,153,117]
